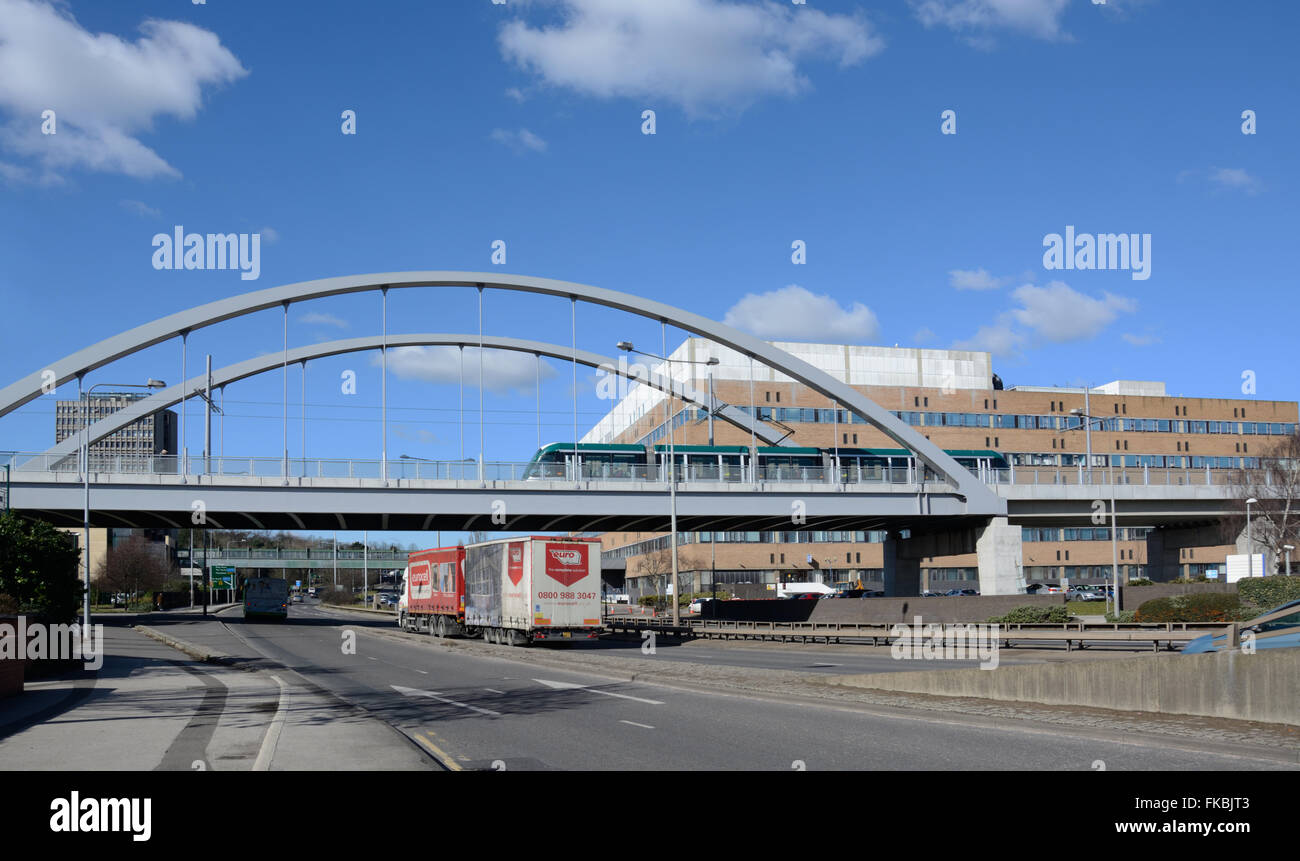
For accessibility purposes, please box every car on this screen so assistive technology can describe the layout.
[292,594,303,603]
[1066,587,1107,602]
[921,591,944,598]
[687,597,716,613]
[944,588,979,596]
[1182,600,1300,654]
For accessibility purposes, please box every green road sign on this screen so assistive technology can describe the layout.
[211,565,235,588]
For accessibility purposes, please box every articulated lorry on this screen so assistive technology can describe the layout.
[397,536,603,645]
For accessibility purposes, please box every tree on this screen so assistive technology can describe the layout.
[96,535,173,605]
[633,547,701,596]
[0,512,82,621]
[1226,431,1300,574]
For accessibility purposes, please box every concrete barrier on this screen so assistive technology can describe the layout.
[705,595,1066,625]
[824,648,1300,726]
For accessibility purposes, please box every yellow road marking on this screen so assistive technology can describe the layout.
[413,731,463,771]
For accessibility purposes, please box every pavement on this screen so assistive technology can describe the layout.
[0,612,435,770]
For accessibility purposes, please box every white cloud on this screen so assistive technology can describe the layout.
[723,284,880,342]
[258,226,280,243]
[379,346,558,394]
[504,86,527,103]
[952,280,1136,356]
[299,311,349,329]
[952,317,1024,358]
[0,0,246,181]
[1208,167,1262,194]
[498,0,883,115]
[1122,332,1160,346]
[1009,281,1136,342]
[119,199,160,218]
[489,127,547,153]
[913,326,939,344]
[948,267,1009,290]
[910,0,1071,43]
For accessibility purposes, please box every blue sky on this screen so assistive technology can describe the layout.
[0,0,1295,545]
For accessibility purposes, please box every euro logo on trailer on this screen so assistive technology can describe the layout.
[544,545,588,587]
[508,544,525,585]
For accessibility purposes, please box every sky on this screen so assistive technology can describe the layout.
[0,0,1295,547]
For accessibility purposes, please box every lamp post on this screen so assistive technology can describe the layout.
[82,379,165,636]
[1245,497,1257,576]
[618,341,719,626]
[1285,544,1294,577]
[1063,403,1119,615]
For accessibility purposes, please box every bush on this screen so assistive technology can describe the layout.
[988,605,1072,624]
[1134,593,1254,623]
[1104,610,1137,623]
[1127,579,1154,587]
[1237,576,1300,612]
[0,512,82,622]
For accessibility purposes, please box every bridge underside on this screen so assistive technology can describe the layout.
[13,480,983,534]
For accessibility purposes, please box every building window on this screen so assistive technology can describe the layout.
[923,397,929,407]
[765,392,771,403]
[852,434,858,444]
[775,391,781,403]
[780,553,785,563]
[914,396,919,407]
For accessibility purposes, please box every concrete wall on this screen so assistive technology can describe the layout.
[825,648,1299,726]
[704,595,1065,624]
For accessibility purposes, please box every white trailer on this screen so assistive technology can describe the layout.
[464,536,604,646]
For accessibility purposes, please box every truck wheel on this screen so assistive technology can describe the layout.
[502,629,514,647]
[435,616,446,638]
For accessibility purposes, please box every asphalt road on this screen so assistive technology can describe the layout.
[145,602,1296,771]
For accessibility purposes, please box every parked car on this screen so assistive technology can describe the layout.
[1182,600,1300,654]
[1066,587,1106,602]
[944,588,979,596]
[921,591,944,598]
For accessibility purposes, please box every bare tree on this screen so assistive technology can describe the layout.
[95,535,174,603]
[1225,431,1300,574]
[634,547,700,596]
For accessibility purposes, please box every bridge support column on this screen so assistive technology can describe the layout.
[976,516,1023,596]
[882,534,920,598]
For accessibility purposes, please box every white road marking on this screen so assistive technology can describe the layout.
[391,684,501,717]
[253,674,289,771]
[620,720,655,730]
[415,669,429,674]
[484,688,504,694]
[533,678,664,705]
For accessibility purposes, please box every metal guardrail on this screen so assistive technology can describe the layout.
[0,450,1268,489]
[602,616,1225,652]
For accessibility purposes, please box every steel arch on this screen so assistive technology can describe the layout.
[0,271,1003,509]
[36,333,789,460]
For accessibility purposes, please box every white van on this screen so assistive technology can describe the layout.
[776,582,835,599]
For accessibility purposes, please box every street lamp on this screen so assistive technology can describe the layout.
[82,379,165,635]
[1063,399,1120,616]
[1285,545,1294,577]
[1245,498,1258,576]
[618,341,719,626]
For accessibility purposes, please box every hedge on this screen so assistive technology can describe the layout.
[1236,576,1300,611]
[1134,593,1255,623]
[988,605,1072,624]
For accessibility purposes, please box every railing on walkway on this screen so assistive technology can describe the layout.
[0,450,1267,490]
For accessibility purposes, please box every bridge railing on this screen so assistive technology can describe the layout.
[987,466,1244,487]
[1,451,1261,490]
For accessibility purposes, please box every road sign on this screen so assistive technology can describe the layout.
[211,565,235,588]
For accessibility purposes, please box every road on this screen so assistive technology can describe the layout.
[97,600,1293,771]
